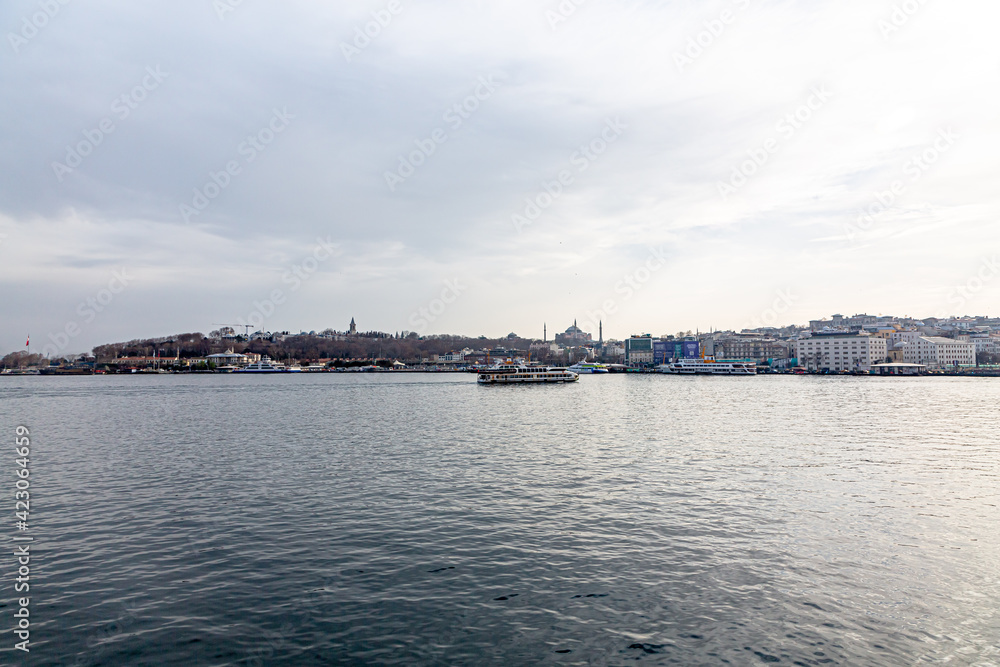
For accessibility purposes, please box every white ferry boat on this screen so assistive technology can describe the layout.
[567,362,610,374]
[477,364,579,384]
[656,357,756,375]
[236,356,287,373]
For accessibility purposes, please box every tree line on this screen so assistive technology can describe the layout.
[85,332,534,364]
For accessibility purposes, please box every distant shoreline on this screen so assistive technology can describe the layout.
[4,370,1000,378]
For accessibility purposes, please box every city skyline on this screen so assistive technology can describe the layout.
[3,1,1000,354]
[11,308,1000,361]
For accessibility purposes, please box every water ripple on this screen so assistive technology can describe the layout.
[1,374,998,665]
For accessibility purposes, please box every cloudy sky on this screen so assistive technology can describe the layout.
[2,0,999,355]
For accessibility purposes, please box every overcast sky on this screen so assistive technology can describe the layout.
[2,0,999,355]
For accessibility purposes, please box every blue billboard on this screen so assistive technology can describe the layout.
[653,341,668,365]
[653,340,699,363]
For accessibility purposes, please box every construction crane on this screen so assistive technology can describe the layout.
[211,323,254,337]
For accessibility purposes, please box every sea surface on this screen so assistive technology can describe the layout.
[1,373,998,666]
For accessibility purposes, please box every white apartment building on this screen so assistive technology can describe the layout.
[969,335,999,356]
[890,330,924,347]
[796,332,888,372]
[438,348,474,363]
[903,336,976,368]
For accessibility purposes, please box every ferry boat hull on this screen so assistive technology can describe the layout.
[567,363,610,374]
[477,366,579,384]
[656,357,756,376]
[235,356,288,373]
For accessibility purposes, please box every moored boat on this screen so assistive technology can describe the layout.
[656,357,756,375]
[567,362,609,374]
[236,356,287,373]
[38,366,94,375]
[477,363,579,384]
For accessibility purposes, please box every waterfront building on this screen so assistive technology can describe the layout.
[889,330,924,348]
[438,348,473,364]
[903,336,976,369]
[625,334,654,366]
[887,342,907,363]
[653,339,700,365]
[796,331,888,372]
[969,335,1000,357]
[206,349,251,366]
[711,335,788,362]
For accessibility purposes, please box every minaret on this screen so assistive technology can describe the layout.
[599,320,603,345]
[349,317,357,335]
[543,323,547,342]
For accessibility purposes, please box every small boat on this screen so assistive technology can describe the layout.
[567,362,609,374]
[236,356,287,373]
[39,367,94,375]
[656,357,756,375]
[477,363,579,384]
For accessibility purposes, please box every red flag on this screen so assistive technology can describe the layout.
[25,335,29,347]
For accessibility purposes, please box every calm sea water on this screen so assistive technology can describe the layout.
[1,373,998,665]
